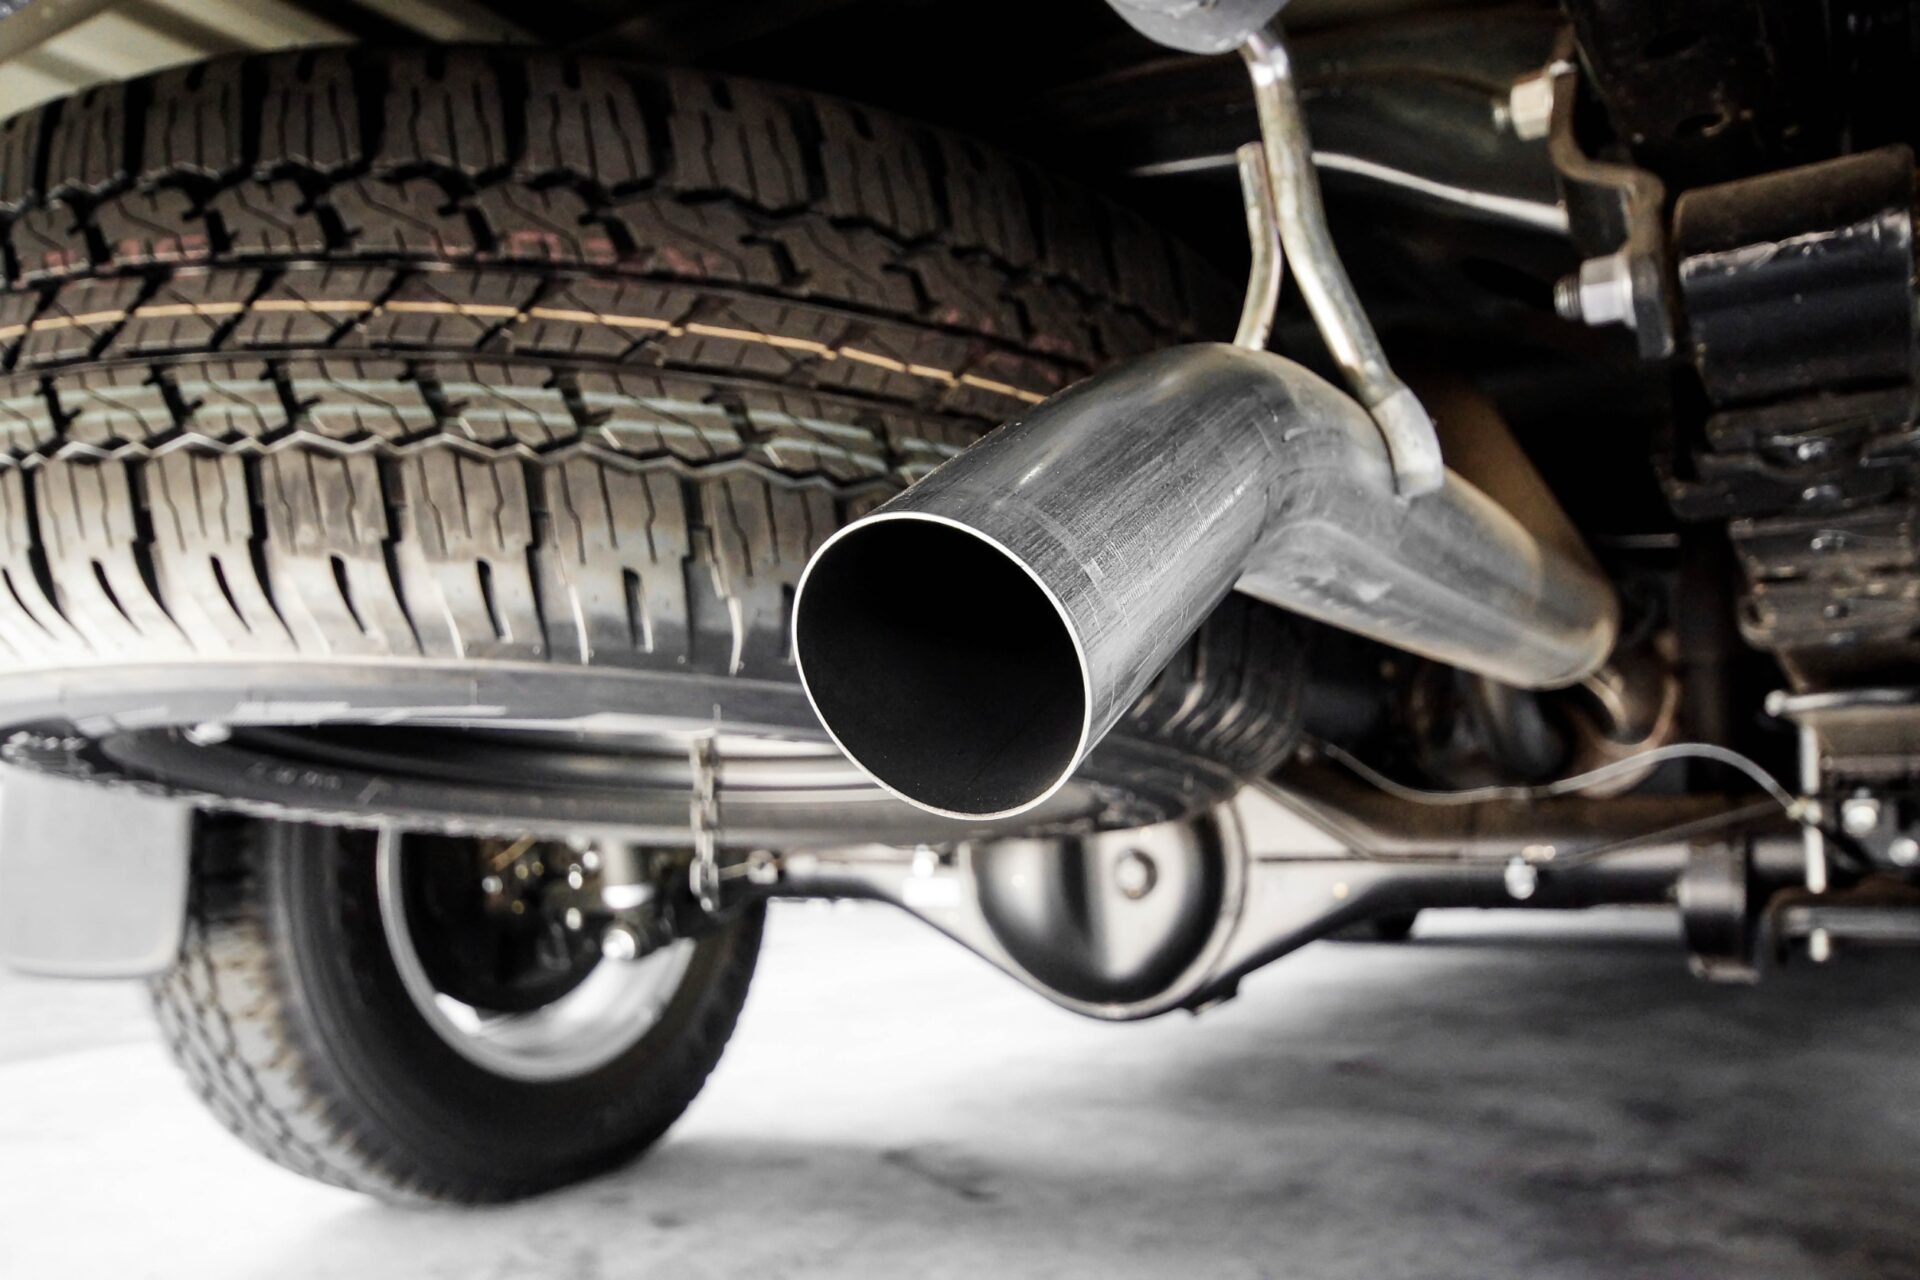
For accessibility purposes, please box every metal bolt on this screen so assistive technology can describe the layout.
[744,849,781,886]
[1505,68,1557,141]
[1114,849,1158,900]
[1801,484,1841,505]
[1840,795,1882,837]
[566,866,586,890]
[1809,927,1834,964]
[479,874,503,895]
[601,922,641,961]
[1890,836,1920,867]
[1504,856,1539,901]
[1552,276,1580,320]
[563,907,584,931]
[1809,532,1847,554]
[601,882,655,912]
[1793,438,1834,463]
[1553,251,1636,329]
[185,722,231,746]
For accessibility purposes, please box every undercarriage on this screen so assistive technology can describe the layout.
[3,0,1919,1208]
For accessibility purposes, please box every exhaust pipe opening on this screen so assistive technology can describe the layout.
[793,346,1619,822]
[794,516,1090,819]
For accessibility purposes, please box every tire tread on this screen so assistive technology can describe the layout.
[149,819,765,1203]
[0,48,1289,803]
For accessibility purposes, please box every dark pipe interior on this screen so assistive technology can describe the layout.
[794,518,1088,816]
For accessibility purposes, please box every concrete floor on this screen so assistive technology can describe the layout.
[3,904,1919,1280]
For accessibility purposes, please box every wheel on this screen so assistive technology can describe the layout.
[0,47,1303,839]
[150,815,763,1203]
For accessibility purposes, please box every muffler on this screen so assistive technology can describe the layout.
[792,345,1618,820]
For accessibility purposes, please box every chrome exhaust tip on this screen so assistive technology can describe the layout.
[794,345,1618,821]
[793,514,1092,820]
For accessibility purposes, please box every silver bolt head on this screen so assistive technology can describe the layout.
[1504,856,1539,901]
[1114,849,1158,900]
[601,923,641,961]
[563,907,584,931]
[1564,251,1636,329]
[1840,795,1882,837]
[1809,927,1834,964]
[1891,836,1920,867]
[1507,70,1556,141]
[479,874,504,895]
[185,722,232,746]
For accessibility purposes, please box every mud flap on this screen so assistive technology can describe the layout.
[0,769,192,977]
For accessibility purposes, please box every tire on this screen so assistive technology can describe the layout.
[150,815,763,1203]
[0,48,1302,838]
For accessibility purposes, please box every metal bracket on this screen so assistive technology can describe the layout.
[0,768,194,977]
[687,733,722,915]
[1239,24,1444,497]
[1539,42,1678,359]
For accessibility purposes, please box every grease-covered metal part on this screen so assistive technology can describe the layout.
[792,345,1619,820]
[1662,148,1920,683]
[1559,0,1814,184]
[1673,145,1917,407]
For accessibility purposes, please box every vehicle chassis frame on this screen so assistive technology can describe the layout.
[2,767,1804,1019]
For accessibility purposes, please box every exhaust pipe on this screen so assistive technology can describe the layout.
[792,345,1618,820]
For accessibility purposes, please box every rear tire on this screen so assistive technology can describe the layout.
[0,47,1302,836]
[150,816,763,1203]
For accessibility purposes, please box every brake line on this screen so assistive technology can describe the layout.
[1312,739,1814,870]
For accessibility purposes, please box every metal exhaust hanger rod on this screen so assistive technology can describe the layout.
[789,12,1619,821]
[1109,1,1447,495]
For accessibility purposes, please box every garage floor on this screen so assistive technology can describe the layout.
[4,904,1919,1280]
